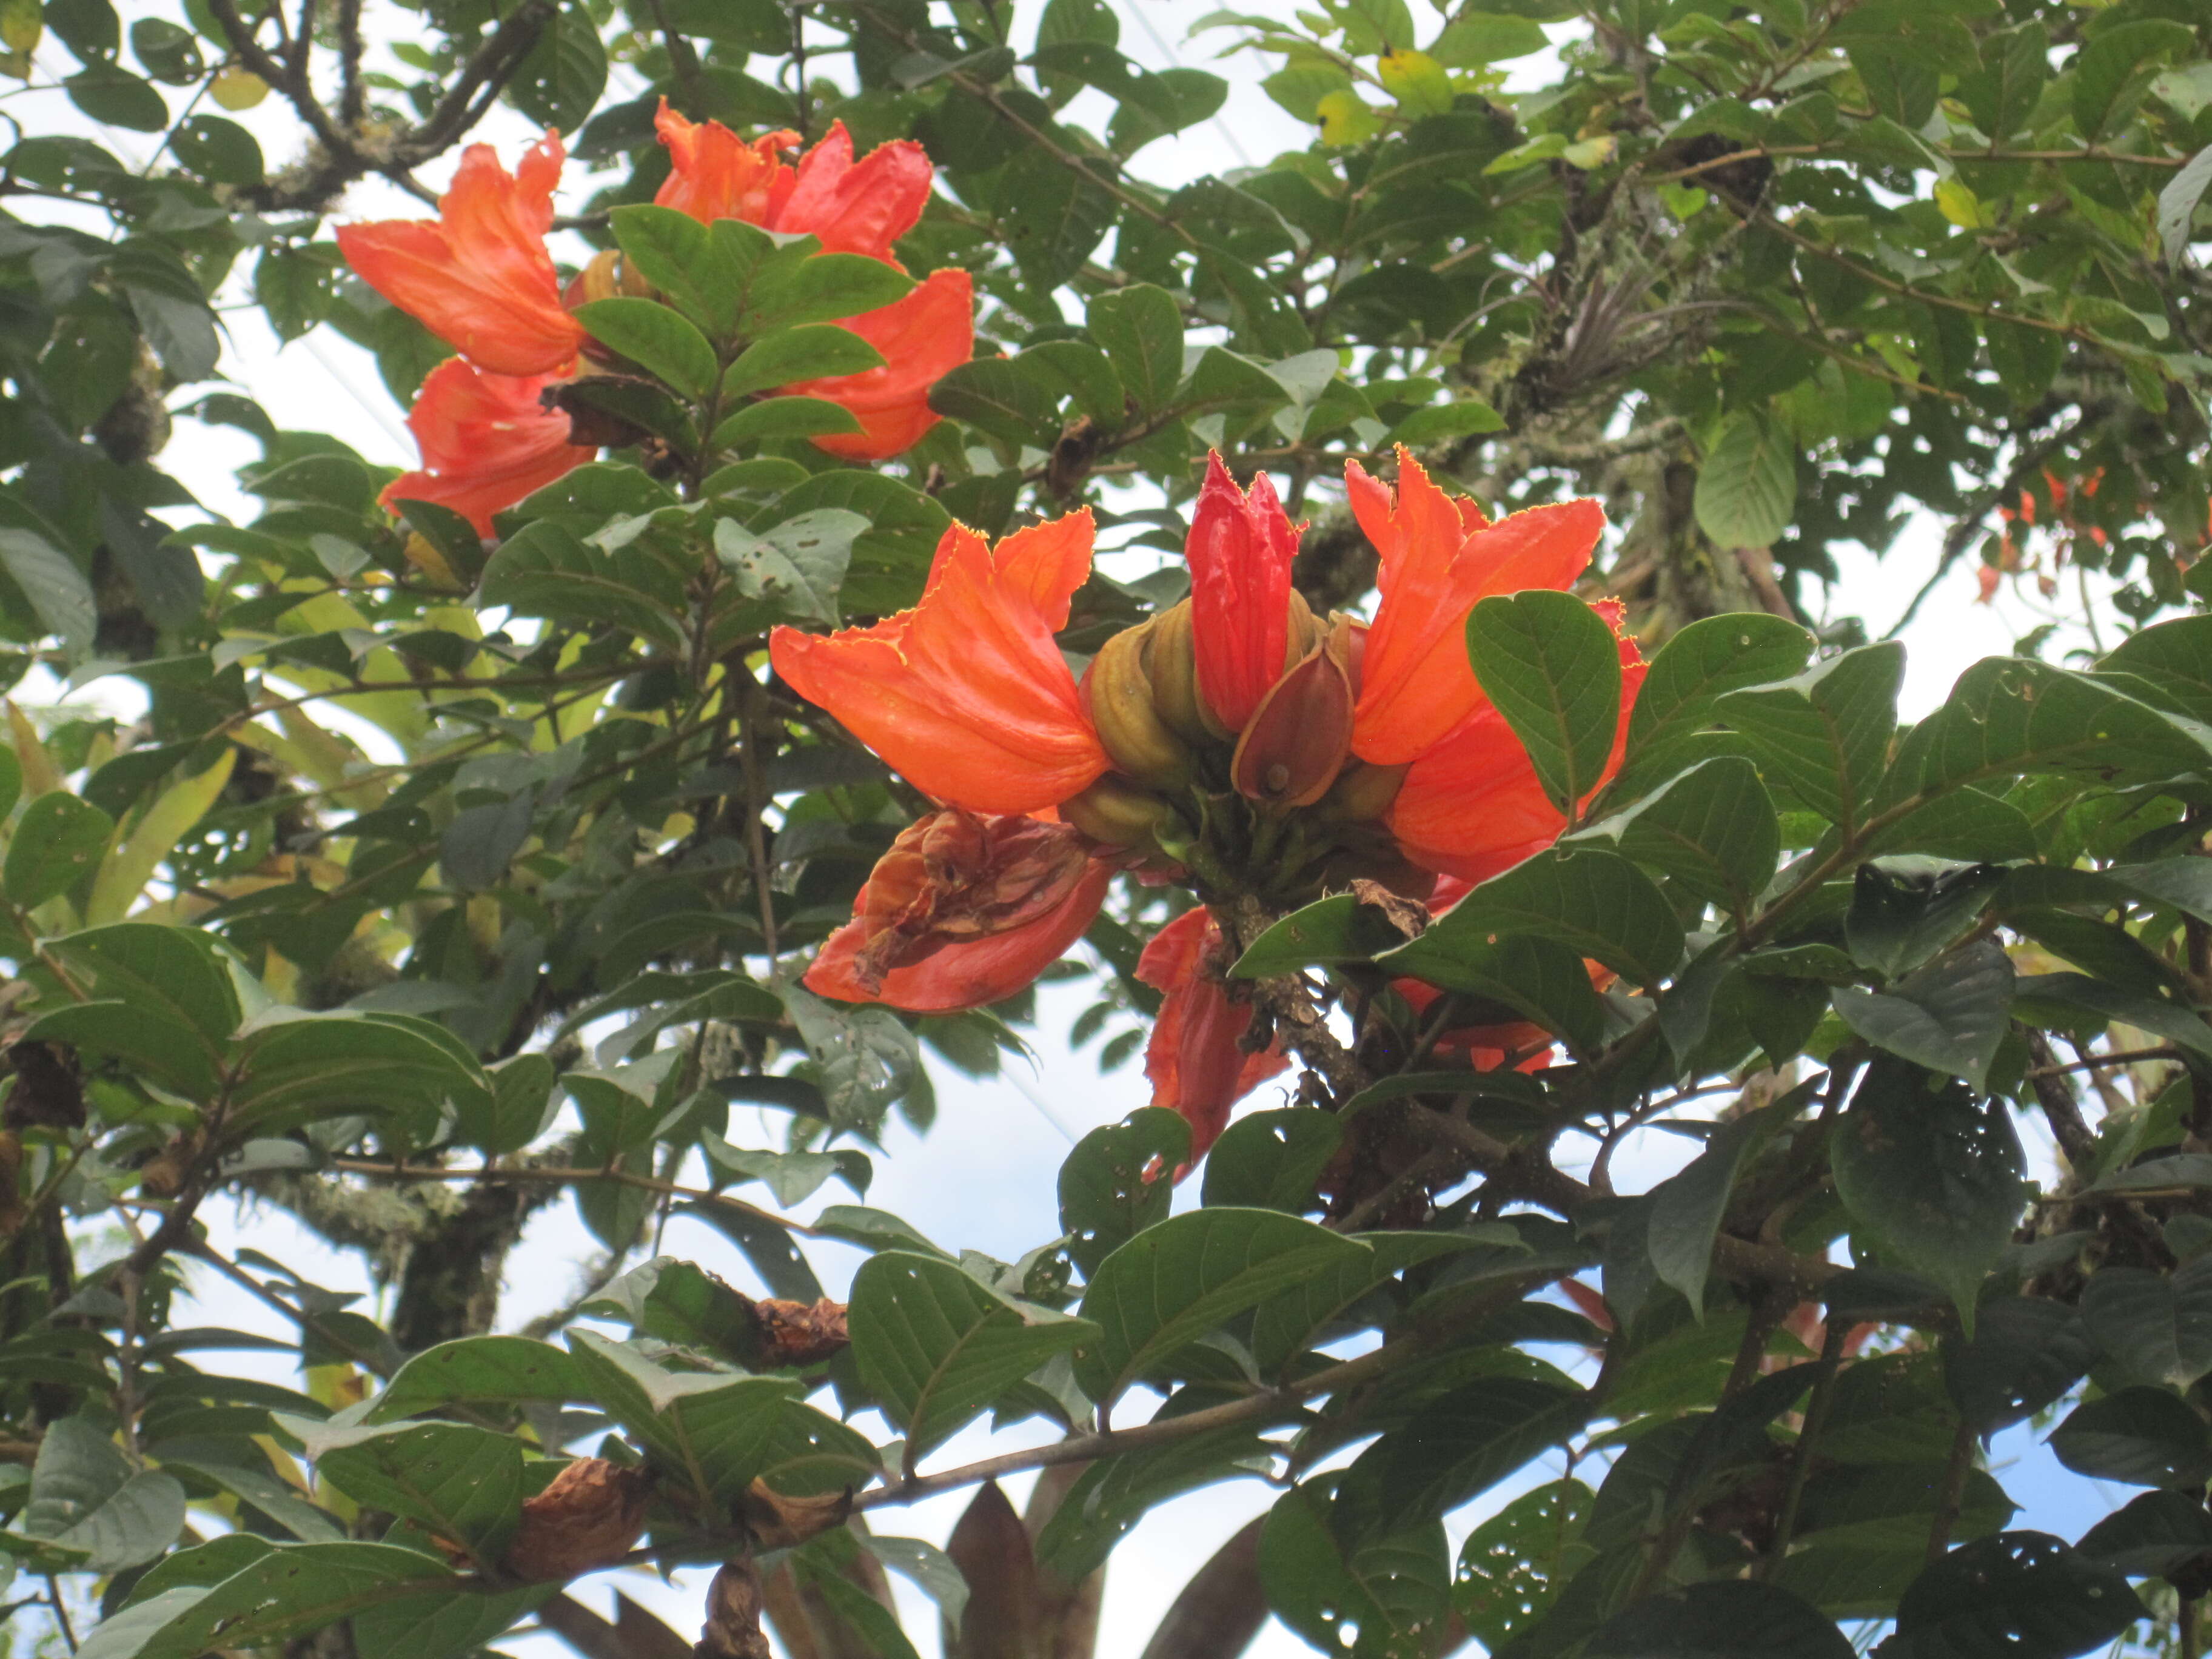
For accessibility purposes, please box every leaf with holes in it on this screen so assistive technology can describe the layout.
[1943,1296,2096,1434]
[851,1251,1098,1464]
[1259,1479,1452,1659]
[712,509,863,626]
[1454,1478,1595,1651]
[1829,1056,2025,1332]
[1059,1108,1189,1275]
[1889,1532,2142,1657]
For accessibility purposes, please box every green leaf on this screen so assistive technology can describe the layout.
[711,396,863,445]
[82,1542,459,1659]
[1019,340,1126,427]
[1033,1421,1272,1576]
[1087,283,1184,415]
[1844,858,2005,980]
[565,1332,799,1505]
[1431,12,1548,64]
[1959,20,2048,141]
[1073,1208,1370,1403]
[1201,1108,1342,1212]
[1829,1057,2025,1329]
[2100,612,2212,724]
[2158,143,2212,267]
[1333,1377,1590,1540]
[232,1011,494,1139]
[1889,1532,2142,1657]
[1381,846,1684,991]
[609,204,746,337]
[713,508,863,626]
[1882,657,2212,809]
[284,1418,523,1561]
[574,297,719,399]
[742,250,915,335]
[1621,612,1814,783]
[169,113,263,184]
[2076,1489,2212,1577]
[1717,642,1902,832]
[722,324,884,398]
[478,519,689,649]
[1388,398,1504,445]
[1942,1297,2096,1433]
[1646,1100,1793,1312]
[505,0,606,132]
[1586,1581,1852,1657]
[1466,590,1624,817]
[851,1251,1098,1463]
[45,922,240,1042]
[999,145,1118,290]
[1059,1108,1189,1275]
[2051,1387,2212,1489]
[66,63,167,129]
[1259,1480,1452,1659]
[18,1418,186,1572]
[5,791,114,907]
[782,985,920,1133]
[1598,756,1779,915]
[0,527,98,657]
[1454,1478,1595,1649]
[366,1336,586,1424]
[1832,938,2015,1089]
[928,357,1061,447]
[2080,1258,2212,1390]
[1230,893,1427,977]
[1694,412,1797,548]
[2073,19,2195,141]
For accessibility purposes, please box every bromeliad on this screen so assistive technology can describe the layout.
[773,449,1646,1155]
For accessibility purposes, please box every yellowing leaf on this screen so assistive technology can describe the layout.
[402,532,462,591]
[1317,90,1383,145]
[86,747,237,925]
[1378,47,1453,116]
[0,0,41,55]
[1935,175,1985,229]
[210,67,269,110]
[7,700,63,800]
[1562,135,1618,169]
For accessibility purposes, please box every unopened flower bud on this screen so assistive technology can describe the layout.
[1081,620,1197,790]
[1231,618,1357,810]
[1061,774,1176,849]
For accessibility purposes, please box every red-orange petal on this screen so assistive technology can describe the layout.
[791,269,973,461]
[768,511,1108,816]
[652,99,797,224]
[1136,908,1289,1160]
[772,119,934,261]
[1187,454,1298,733]
[336,133,585,378]
[1350,449,1606,767]
[378,358,596,535]
[1389,614,1646,882]
[806,854,1113,1013]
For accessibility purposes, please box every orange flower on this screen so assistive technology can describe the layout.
[379,359,596,535]
[803,811,1114,1013]
[1348,450,1604,766]
[336,133,585,378]
[1387,605,1647,883]
[1137,908,1288,1159]
[653,104,932,261]
[788,269,973,461]
[769,512,1108,816]
[1188,455,1301,733]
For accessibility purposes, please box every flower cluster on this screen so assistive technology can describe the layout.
[337,106,974,534]
[771,451,1646,1155]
